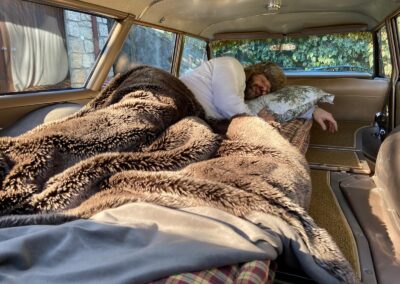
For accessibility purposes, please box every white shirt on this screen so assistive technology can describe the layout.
[180,57,252,119]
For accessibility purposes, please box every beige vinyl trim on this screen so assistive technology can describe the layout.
[373,7,400,32]
[213,32,284,40]
[137,0,164,20]
[396,82,400,126]
[24,0,129,19]
[286,73,372,79]
[386,17,400,130]
[389,17,400,128]
[0,89,97,110]
[130,19,209,42]
[289,24,368,37]
[172,34,184,76]
[286,77,388,121]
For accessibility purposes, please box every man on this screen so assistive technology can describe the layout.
[244,63,338,133]
[180,57,338,133]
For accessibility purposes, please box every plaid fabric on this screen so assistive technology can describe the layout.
[235,260,272,284]
[150,260,274,284]
[280,119,313,155]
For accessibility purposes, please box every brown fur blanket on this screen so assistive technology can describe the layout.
[0,66,356,283]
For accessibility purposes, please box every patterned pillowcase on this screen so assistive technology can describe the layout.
[245,85,335,122]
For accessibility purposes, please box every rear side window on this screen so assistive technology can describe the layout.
[210,32,374,75]
[377,26,392,78]
[0,0,114,95]
[179,36,207,76]
[113,25,176,74]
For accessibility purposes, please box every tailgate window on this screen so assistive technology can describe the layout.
[210,32,373,76]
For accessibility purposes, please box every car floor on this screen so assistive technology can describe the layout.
[308,169,360,277]
[306,120,400,284]
[306,121,371,282]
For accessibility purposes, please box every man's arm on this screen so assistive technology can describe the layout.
[312,107,338,133]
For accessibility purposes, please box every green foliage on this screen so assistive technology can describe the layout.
[378,27,392,77]
[210,32,374,73]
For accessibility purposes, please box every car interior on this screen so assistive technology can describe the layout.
[1,0,400,283]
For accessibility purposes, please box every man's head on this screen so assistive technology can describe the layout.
[244,62,286,100]
[245,73,271,99]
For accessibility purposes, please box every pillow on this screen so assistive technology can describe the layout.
[245,85,335,123]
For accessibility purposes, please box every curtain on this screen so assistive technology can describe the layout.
[0,0,69,92]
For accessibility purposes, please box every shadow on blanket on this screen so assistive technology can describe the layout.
[0,66,357,283]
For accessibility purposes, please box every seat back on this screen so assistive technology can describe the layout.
[0,103,82,137]
[374,126,400,215]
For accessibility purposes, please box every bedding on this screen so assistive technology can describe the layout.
[246,85,335,122]
[0,66,356,283]
[280,119,313,155]
[151,259,274,284]
[0,203,277,283]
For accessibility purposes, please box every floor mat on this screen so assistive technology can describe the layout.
[310,121,369,148]
[309,170,360,277]
[306,148,361,168]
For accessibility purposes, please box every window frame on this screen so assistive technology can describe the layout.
[126,20,209,78]
[372,12,400,131]
[0,0,117,96]
[177,34,209,77]
[376,24,393,78]
[0,1,211,97]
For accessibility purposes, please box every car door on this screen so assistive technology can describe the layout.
[0,0,116,131]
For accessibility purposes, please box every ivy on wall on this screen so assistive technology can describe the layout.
[210,32,374,73]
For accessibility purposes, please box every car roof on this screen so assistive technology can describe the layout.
[79,0,400,38]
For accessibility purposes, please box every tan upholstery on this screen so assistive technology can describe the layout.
[287,77,389,122]
[0,103,82,137]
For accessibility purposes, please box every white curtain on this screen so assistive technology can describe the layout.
[0,1,69,91]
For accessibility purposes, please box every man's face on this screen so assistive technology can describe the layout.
[245,74,271,100]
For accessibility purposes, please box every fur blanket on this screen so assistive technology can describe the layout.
[0,66,356,283]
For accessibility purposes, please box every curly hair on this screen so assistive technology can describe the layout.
[244,62,286,93]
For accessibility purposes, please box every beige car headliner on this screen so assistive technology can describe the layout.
[79,0,400,38]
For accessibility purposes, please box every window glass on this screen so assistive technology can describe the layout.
[210,32,374,75]
[0,0,114,94]
[113,25,176,74]
[378,26,392,78]
[179,36,207,76]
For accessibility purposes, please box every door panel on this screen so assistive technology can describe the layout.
[287,77,389,122]
[395,82,400,127]
[0,90,95,129]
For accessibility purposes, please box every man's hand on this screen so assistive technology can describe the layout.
[313,107,338,133]
[258,107,275,121]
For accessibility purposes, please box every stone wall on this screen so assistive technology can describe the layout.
[64,11,111,87]
[116,26,175,73]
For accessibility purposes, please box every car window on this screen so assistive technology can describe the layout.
[377,26,392,78]
[0,0,114,95]
[210,32,374,75]
[179,36,208,76]
[113,25,176,75]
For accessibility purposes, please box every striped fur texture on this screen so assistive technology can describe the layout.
[0,66,357,283]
